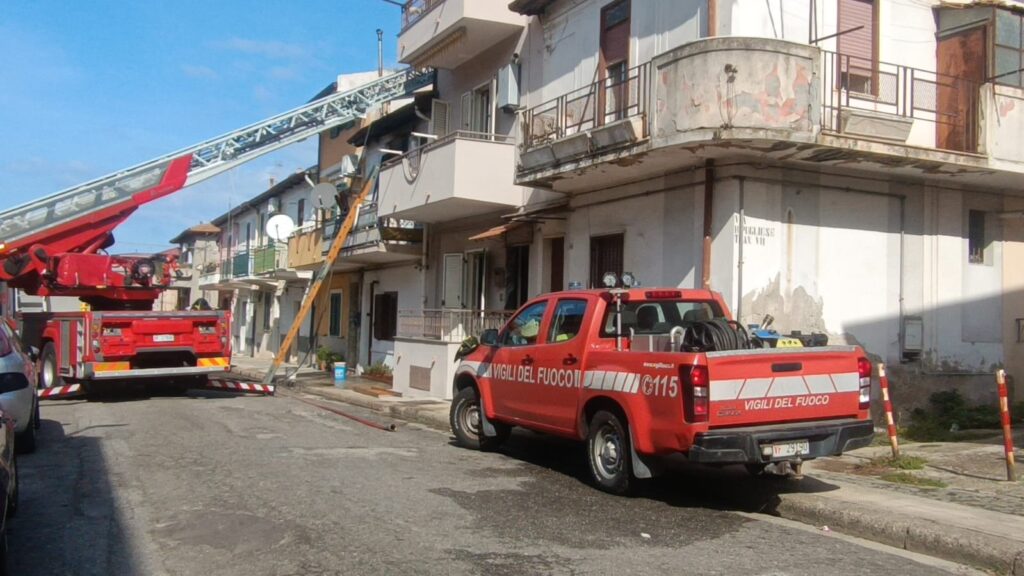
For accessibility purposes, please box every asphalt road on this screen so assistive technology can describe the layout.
[7,388,979,576]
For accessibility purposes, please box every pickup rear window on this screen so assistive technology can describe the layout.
[600,300,725,337]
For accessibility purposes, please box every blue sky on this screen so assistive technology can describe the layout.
[0,0,401,251]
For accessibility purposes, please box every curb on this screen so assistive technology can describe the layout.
[231,366,451,433]
[771,492,1024,575]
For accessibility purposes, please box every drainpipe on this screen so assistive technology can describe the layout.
[701,159,715,289]
[898,195,906,364]
[367,280,379,367]
[736,177,745,322]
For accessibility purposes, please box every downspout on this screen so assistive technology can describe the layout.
[898,195,905,365]
[701,159,715,289]
[737,177,745,322]
[367,280,379,367]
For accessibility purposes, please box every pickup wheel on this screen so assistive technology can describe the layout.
[39,342,63,389]
[450,386,508,451]
[587,410,634,495]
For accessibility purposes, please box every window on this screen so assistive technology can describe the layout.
[548,299,587,343]
[995,9,1024,87]
[502,301,548,346]
[262,292,273,331]
[462,85,492,134]
[373,292,398,341]
[297,199,306,228]
[837,0,878,95]
[589,233,624,288]
[601,300,724,338]
[329,290,343,337]
[258,213,266,246]
[968,210,989,265]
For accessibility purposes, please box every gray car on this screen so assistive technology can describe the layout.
[0,321,38,453]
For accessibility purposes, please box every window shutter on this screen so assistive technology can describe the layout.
[430,99,450,136]
[838,0,875,68]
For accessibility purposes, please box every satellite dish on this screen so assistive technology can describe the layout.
[266,214,295,242]
[312,183,337,201]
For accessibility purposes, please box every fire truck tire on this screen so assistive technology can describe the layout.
[39,342,62,389]
[450,386,508,451]
[587,410,634,495]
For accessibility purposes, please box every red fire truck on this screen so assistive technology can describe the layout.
[449,286,874,494]
[0,68,432,400]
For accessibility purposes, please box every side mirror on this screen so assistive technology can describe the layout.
[28,346,39,362]
[480,329,499,347]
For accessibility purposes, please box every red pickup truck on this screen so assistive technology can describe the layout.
[449,288,874,494]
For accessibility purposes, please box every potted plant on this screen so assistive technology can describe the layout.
[316,346,333,371]
[363,361,393,384]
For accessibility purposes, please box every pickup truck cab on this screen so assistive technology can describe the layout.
[449,288,874,494]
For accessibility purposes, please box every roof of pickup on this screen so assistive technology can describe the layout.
[540,288,723,301]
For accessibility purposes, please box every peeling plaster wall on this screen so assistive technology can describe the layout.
[981,84,1024,173]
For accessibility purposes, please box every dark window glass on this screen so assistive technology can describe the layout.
[373,292,398,341]
[548,299,587,343]
[501,301,548,346]
[589,234,624,288]
[603,0,629,29]
[968,210,987,264]
[329,292,343,337]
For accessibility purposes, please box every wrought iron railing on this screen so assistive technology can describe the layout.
[820,50,981,154]
[398,309,513,342]
[402,0,445,30]
[521,61,650,150]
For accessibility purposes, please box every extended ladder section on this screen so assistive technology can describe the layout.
[0,68,433,258]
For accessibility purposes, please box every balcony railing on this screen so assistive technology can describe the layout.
[402,0,444,30]
[522,62,650,150]
[398,309,513,342]
[820,50,981,153]
[380,130,515,174]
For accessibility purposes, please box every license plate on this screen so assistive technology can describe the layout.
[153,334,175,343]
[771,440,810,458]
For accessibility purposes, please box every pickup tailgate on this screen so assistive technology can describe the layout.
[704,346,866,428]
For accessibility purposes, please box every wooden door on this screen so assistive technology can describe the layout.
[937,27,986,152]
[599,0,630,125]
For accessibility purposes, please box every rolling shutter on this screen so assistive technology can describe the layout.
[838,0,876,72]
[430,99,449,137]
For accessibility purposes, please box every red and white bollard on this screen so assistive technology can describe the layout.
[878,363,899,459]
[997,369,1016,482]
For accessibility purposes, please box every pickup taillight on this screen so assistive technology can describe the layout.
[857,356,872,410]
[684,365,710,423]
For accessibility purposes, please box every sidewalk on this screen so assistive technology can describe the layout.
[229,356,1024,574]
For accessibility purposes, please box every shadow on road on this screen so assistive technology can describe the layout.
[8,417,142,575]
[477,428,840,514]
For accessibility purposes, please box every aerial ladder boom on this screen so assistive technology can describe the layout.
[0,68,432,301]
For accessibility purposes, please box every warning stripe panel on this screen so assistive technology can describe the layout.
[92,362,130,372]
[197,357,230,368]
[38,384,83,399]
[205,379,275,395]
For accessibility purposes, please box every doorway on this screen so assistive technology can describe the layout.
[937,26,985,152]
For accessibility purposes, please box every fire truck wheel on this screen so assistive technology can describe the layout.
[587,410,634,495]
[450,386,508,451]
[39,342,62,389]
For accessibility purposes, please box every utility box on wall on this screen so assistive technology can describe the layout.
[903,316,923,361]
[497,63,520,112]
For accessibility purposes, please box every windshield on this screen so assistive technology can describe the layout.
[600,299,725,337]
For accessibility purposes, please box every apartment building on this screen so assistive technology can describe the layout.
[200,169,317,359]
[348,0,1024,403]
[169,223,221,309]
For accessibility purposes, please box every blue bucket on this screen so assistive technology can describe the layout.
[333,362,347,386]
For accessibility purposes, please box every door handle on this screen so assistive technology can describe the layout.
[521,355,534,366]
[563,354,577,366]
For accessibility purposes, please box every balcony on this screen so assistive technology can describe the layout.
[378,131,525,223]
[322,204,423,271]
[517,37,1024,193]
[287,225,324,270]
[398,0,525,69]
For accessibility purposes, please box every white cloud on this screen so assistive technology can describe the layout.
[181,64,219,80]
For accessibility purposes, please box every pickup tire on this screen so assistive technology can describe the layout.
[450,386,508,451]
[587,410,634,495]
